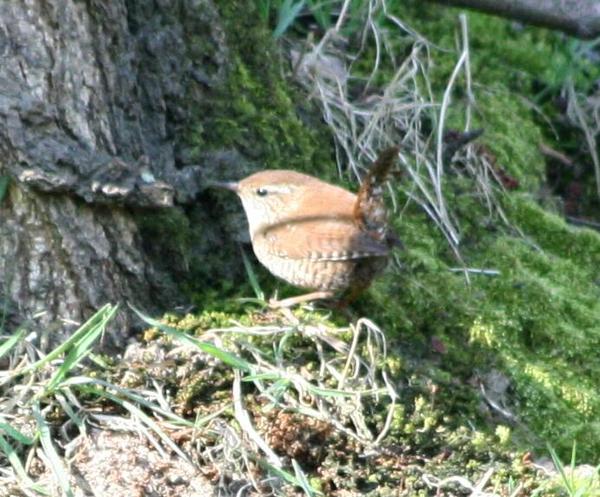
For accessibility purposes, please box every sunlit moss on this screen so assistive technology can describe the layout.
[170,0,600,487]
[186,0,332,174]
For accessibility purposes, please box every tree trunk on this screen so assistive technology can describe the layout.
[0,1,255,344]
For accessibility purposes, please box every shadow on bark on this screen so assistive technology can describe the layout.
[0,1,252,345]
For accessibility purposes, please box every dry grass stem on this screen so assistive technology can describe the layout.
[291,1,511,265]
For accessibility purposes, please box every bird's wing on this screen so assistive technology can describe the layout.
[259,215,389,261]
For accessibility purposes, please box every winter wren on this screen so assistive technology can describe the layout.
[216,147,399,306]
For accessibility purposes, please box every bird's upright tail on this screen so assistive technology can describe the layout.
[353,146,400,244]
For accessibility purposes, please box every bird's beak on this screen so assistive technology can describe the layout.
[208,180,240,193]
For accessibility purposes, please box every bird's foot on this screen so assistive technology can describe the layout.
[268,291,336,309]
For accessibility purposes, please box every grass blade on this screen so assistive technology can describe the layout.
[122,400,192,464]
[549,443,575,495]
[306,0,330,30]
[241,249,265,301]
[0,328,25,360]
[131,306,253,372]
[0,422,34,445]
[61,377,195,427]
[19,304,116,377]
[274,0,305,38]
[0,433,50,495]
[292,458,320,497]
[0,175,9,203]
[43,305,118,394]
[33,403,74,497]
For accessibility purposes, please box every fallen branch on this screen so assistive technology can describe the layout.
[566,216,600,232]
[539,143,575,168]
[428,0,600,39]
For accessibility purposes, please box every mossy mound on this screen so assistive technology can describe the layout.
[361,3,600,461]
[185,1,333,175]
[138,307,563,496]
[184,0,600,477]
[365,189,600,461]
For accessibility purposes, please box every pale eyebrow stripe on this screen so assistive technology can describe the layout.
[260,185,293,194]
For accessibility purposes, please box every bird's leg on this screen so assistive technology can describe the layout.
[268,291,336,309]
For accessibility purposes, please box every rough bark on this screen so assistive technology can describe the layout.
[429,0,600,39]
[0,0,242,344]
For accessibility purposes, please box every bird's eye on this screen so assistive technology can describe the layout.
[256,188,268,197]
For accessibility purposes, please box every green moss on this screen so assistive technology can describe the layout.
[168,0,341,303]
[137,208,190,248]
[185,0,332,175]
[385,2,598,192]
[136,300,565,494]
[136,207,192,282]
[474,91,545,188]
[363,186,600,460]
[400,2,599,96]
[341,6,600,461]
[147,0,600,484]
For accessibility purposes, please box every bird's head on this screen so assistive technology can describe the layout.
[212,170,314,238]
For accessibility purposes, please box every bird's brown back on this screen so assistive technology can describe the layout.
[250,181,389,291]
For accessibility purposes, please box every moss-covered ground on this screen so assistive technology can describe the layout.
[176,0,600,492]
[367,2,600,463]
[4,1,600,496]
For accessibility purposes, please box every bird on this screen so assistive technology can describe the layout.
[214,147,400,307]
